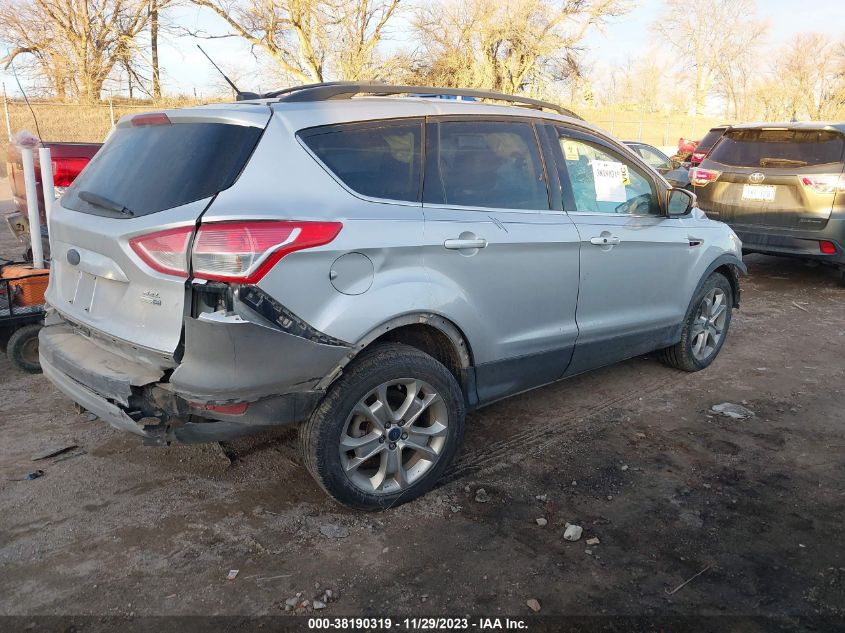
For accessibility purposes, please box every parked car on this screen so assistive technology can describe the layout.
[39,84,745,510]
[5,141,102,260]
[625,141,691,188]
[691,126,730,165]
[691,122,845,283]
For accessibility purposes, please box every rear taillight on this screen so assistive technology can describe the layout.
[689,167,721,187]
[52,157,89,187]
[800,174,845,194]
[820,240,837,255]
[691,151,707,164]
[129,226,194,278]
[192,220,342,283]
[129,221,342,282]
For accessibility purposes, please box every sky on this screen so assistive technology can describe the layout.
[1,0,844,100]
[582,0,845,68]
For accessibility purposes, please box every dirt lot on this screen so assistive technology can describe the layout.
[1,181,844,630]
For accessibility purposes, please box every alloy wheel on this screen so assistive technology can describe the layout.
[691,287,728,361]
[339,379,449,495]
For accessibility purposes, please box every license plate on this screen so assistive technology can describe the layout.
[742,184,776,202]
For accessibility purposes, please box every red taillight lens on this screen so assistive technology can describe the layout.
[800,174,845,194]
[189,401,250,415]
[52,157,89,187]
[192,220,342,283]
[132,112,171,127]
[129,226,194,277]
[691,151,707,164]
[820,240,837,254]
[689,167,721,187]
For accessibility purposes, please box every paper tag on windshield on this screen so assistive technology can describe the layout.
[592,160,627,202]
[620,164,631,185]
[563,141,580,161]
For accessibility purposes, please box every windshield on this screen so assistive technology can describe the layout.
[697,128,726,151]
[708,129,845,168]
[64,121,262,217]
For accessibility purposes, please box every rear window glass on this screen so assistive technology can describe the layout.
[63,122,263,217]
[425,120,549,210]
[709,129,845,168]
[300,120,422,202]
[697,128,726,151]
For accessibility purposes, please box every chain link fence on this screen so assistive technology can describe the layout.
[2,98,731,161]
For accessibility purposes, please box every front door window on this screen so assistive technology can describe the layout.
[556,135,661,216]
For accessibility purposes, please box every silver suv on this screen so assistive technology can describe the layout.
[39,84,745,510]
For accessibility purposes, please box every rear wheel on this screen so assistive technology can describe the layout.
[659,273,733,372]
[300,343,465,510]
[7,324,42,373]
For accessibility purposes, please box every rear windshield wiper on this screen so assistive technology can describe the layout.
[78,190,135,217]
[759,158,808,168]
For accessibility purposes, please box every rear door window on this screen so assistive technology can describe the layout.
[425,120,549,210]
[64,121,263,217]
[300,119,423,202]
[709,129,845,168]
[635,144,672,170]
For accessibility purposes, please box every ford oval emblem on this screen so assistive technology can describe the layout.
[749,172,765,184]
[67,249,81,266]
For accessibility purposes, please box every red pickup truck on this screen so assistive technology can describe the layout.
[5,141,101,260]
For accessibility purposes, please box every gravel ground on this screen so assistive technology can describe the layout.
[1,179,843,629]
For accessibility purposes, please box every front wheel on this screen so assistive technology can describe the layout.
[659,273,733,372]
[300,343,465,510]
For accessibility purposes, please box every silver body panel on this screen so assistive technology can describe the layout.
[40,96,744,442]
[45,197,206,362]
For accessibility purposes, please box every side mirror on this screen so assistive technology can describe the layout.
[666,187,696,217]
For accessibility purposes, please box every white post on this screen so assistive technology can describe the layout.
[39,146,55,230]
[2,83,11,141]
[21,147,45,268]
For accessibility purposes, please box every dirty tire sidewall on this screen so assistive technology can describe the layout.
[7,324,43,373]
[662,272,733,372]
[300,342,465,511]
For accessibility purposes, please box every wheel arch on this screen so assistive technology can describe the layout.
[695,254,746,310]
[317,313,476,401]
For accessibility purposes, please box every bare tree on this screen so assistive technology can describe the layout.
[654,0,766,116]
[334,0,402,80]
[0,0,159,102]
[186,0,400,85]
[407,0,628,96]
[603,53,669,113]
[770,33,845,120]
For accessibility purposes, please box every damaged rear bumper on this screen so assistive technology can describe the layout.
[41,349,153,437]
[39,311,350,443]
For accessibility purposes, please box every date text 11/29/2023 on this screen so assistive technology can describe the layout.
[308,617,529,630]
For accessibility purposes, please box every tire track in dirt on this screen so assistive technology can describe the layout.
[446,374,670,481]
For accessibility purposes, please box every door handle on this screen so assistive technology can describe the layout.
[444,238,488,250]
[590,236,621,246]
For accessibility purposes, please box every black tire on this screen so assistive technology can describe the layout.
[658,273,733,372]
[300,342,465,511]
[7,324,42,373]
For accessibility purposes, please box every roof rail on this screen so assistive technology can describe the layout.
[262,82,583,120]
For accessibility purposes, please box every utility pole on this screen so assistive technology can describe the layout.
[151,0,161,100]
[3,83,12,141]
